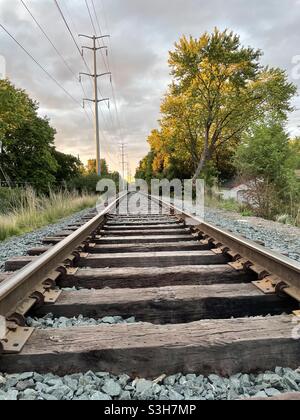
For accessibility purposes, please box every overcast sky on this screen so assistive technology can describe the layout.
[0,0,300,175]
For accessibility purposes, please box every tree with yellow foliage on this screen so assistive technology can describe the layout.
[142,29,296,183]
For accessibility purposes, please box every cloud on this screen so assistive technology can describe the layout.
[0,0,299,174]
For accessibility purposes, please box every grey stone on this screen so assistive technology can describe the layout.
[5,390,19,400]
[120,391,132,400]
[50,385,72,400]
[135,379,153,395]
[208,374,222,384]
[229,377,241,390]
[159,391,170,400]
[240,374,252,388]
[79,376,92,387]
[113,316,124,322]
[5,377,19,388]
[18,372,34,381]
[254,391,268,398]
[75,387,84,397]
[21,389,38,400]
[36,383,50,393]
[283,376,299,391]
[126,317,136,324]
[85,371,99,381]
[164,375,177,386]
[184,389,193,399]
[77,394,90,400]
[168,389,184,400]
[102,379,122,397]
[186,374,197,381]
[16,379,35,392]
[90,392,112,401]
[83,385,95,395]
[118,374,131,387]
[33,373,44,383]
[204,392,215,400]
[102,317,116,324]
[286,370,300,383]
[152,384,162,395]
[46,378,63,387]
[228,390,240,400]
[195,375,205,385]
[40,393,59,401]
[0,375,6,386]
[63,376,78,391]
[265,388,281,397]
[262,374,282,387]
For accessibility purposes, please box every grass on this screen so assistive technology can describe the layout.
[206,193,300,227]
[0,188,98,242]
[205,194,254,217]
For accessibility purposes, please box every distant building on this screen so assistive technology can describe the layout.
[221,185,249,202]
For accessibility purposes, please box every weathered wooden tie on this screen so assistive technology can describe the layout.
[34,284,296,323]
[79,251,228,269]
[60,265,254,289]
[2,316,299,377]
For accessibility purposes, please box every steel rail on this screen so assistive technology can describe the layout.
[0,192,128,317]
[150,195,300,299]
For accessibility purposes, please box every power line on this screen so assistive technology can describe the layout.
[53,0,121,168]
[83,1,122,159]
[0,23,83,107]
[20,0,93,125]
[90,0,109,72]
[53,0,96,96]
[91,0,125,143]
[21,0,76,78]
[53,0,82,57]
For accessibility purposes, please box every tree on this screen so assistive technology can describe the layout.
[52,150,83,184]
[0,80,58,190]
[143,29,296,183]
[86,159,109,175]
[235,123,299,219]
[289,138,300,170]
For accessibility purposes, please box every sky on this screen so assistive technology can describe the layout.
[0,0,300,176]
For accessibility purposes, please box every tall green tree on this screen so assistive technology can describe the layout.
[52,150,83,184]
[235,123,299,219]
[0,80,58,190]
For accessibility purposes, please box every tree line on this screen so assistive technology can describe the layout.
[136,29,300,221]
[0,79,118,192]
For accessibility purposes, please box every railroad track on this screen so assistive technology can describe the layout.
[0,192,300,380]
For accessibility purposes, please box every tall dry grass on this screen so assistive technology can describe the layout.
[0,188,97,241]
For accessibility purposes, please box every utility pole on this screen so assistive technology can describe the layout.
[120,143,127,190]
[121,143,126,181]
[127,162,132,184]
[79,34,111,177]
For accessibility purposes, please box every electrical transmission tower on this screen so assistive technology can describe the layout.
[120,143,126,181]
[120,143,127,190]
[79,34,111,176]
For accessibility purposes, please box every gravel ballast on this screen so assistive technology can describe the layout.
[1,368,300,400]
[204,207,300,262]
[0,208,94,272]
[26,314,137,329]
